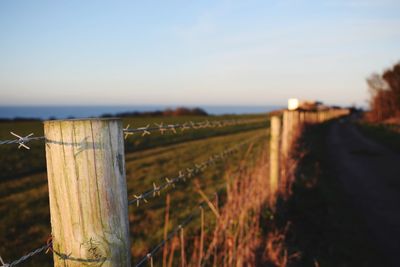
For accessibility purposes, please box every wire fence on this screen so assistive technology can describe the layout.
[0,118,265,150]
[0,243,51,267]
[0,119,265,266]
[123,118,265,138]
[0,139,259,266]
[0,109,350,267]
[0,132,45,150]
[127,135,261,207]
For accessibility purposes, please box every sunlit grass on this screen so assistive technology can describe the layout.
[0,115,268,267]
[0,114,267,180]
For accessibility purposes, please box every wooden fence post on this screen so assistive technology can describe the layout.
[269,116,281,200]
[44,118,131,267]
[281,110,289,158]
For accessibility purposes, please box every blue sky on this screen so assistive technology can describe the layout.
[0,0,399,107]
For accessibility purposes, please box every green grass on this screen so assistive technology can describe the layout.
[357,121,400,152]
[0,114,268,266]
[0,114,266,180]
[272,122,382,267]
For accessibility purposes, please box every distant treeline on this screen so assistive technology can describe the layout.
[0,107,209,122]
[101,107,208,118]
[0,117,41,122]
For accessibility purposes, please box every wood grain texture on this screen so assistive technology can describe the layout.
[281,111,289,159]
[269,116,281,200]
[44,119,130,267]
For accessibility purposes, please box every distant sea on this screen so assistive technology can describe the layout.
[0,105,282,120]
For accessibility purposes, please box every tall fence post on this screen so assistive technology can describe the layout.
[44,118,131,267]
[269,116,281,201]
[281,110,289,159]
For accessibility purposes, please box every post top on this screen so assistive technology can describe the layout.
[43,117,121,124]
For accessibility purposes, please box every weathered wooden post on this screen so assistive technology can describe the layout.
[299,111,305,124]
[281,110,290,158]
[44,118,131,267]
[269,116,281,201]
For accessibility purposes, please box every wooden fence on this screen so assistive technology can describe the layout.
[41,118,265,266]
[269,108,350,202]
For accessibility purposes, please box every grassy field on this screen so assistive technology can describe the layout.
[0,114,266,180]
[0,114,268,266]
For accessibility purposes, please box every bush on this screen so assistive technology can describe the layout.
[367,62,400,122]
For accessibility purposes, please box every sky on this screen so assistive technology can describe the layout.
[0,0,399,107]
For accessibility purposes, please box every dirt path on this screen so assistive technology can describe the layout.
[327,118,400,266]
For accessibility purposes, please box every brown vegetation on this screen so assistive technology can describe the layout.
[367,62,400,122]
[158,131,304,267]
[159,141,274,267]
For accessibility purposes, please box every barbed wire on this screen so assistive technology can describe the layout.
[135,201,207,267]
[0,132,45,150]
[123,118,266,138]
[0,242,51,267]
[0,121,264,266]
[0,118,266,150]
[0,237,110,266]
[128,133,264,207]
[132,134,266,265]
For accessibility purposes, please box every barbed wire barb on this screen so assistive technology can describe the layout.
[0,130,46,149]
[133,194,148,207]
[155,123,167,135]
[180,122,190,132]
[189,121,199,129]
[123,125,134,139]
[167,124,177,134]
[10,132,33,150]
[139,125,151,136]
[165,177,176,188]
[152,183,161,197]
[0,255,8,267]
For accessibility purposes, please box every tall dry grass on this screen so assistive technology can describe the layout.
[160,141,274,267]
[158,128,305,267]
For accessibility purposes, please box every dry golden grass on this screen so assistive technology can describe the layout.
[157,140,276,267]
[264,223,300,267]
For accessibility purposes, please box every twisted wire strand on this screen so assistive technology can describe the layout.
[127,133,265,207]
[0,136,45,145]
[0,118,266,149]
[0,133,45,150]
[123,118,266,137]
[0,242,51,267]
